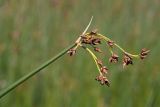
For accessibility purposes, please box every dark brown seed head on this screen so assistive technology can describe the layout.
[103,77,110,87]
[95,75,110,86]
[96,59,103,67]
[107,40,114,48]
[67,49,76,56]
[92,38,101,45]
[81,36,93,44]
[100,66,108,74]
[95,75,103,81]
[94,47,102,53]
[140,48,150,59]
[123,54,133,68]
[109,53,119,63]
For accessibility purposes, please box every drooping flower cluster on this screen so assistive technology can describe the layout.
[109,53,119,63]
[67,29,149,86]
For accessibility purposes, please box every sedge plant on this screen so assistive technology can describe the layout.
[0,16,149,99]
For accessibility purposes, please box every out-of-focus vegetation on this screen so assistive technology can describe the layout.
[0,0,160,107]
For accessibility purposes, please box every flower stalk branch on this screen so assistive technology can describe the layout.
[82,46,102,75]
[68,23,150,86]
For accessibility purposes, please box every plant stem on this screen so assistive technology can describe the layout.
[0,43,76,99]
[0,16,93,99]
[82,46,102,75]
[98,34,139,58]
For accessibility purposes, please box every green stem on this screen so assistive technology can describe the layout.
[0,43,76,99]
[114,43,139,57]
[97,34,139,58]
[82,46,102,75]
[0,16,93,99]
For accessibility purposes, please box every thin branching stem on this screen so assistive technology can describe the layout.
[82,46,102,75]
[97,34,139,58]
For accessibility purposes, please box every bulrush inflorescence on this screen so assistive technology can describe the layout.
[0,17,150,99]
[67,18,150,86]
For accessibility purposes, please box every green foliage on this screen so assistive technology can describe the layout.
[0,0,160,107]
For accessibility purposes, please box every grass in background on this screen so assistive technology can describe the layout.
[0,0,160,107]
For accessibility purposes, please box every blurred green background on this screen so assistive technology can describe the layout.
[0,0,160,107]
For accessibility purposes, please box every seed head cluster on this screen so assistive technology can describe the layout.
[67,30,150,86]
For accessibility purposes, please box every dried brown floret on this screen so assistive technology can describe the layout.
[100,66,108,74]
[96,59,103,67]
[81,34,101,46]
[140,48,150,59]
[81,36,92,44]
[94,47,102,53]
[123,54,133,68]
[109,53,119,63]
[95,75,110,86]
[107,40,114,48]
[91,38,101,45]
[67,49,76,56]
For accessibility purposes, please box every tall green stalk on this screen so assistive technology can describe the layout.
[0,16,93,99]
[0,43,76,99]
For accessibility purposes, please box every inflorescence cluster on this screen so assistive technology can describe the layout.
[67,29,149,87]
